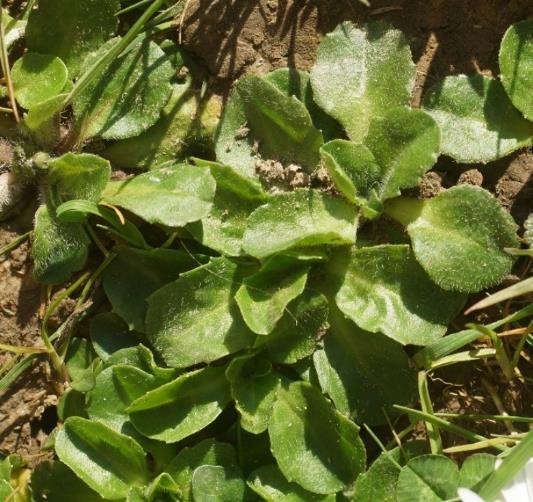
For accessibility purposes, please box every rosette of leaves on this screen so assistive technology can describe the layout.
[26,20,525,501]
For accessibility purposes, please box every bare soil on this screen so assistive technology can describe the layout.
[1,0,532,458]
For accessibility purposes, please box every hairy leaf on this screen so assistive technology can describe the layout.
[12,53,68,109]
[401,185,519,292]
[269,381,366,494]
[335,245,465,345]
[55,417,150,500]
[127,365,231,443]
[73,37,174,141]
[243,189,358,259]
[311,21,415,142]
[146,257,256,368]
[103,163,215,227]
[192,465,246,502]
[26,0,120,77]
[236,255,309,335]
[32,205,89,284]
[499,19,533,120]
[423,75,533,163]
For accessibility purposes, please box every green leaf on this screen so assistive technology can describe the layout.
[103,247,203,332]
[499,19,533,120]
[87,365,160,432]
[423,74,533,163]
[128,365,231,443]
[103,163,216,227]
[269,381,366,494]
[248,464,335,501]
[401,185,519,293]
[31,461,105,502]
[335,245,465,345]
[26,0,120,78]
[165,439,239,501]
[24,93,66,132]
[12,53,68,109]
[146,473,182,501]
[226,354,281,434]
[32,205,89,285]
[73,37,174,141]
[146,257,256,368]
[396,455,459,502]
[320,140,382,205]
[191,465,246,502]
[47,153,111,206]
[103,83,221,170]
[215,74,323,177]
[243,189,358,259]
[525,213,533,248]
[459,454,496,492]
[310,21,415,142]
[236,255,309,335]
[90,313,137,361]
[365,107,440,201]
[260,291,329,364]
[55,417,150,500]
[313,309,416,425]
[187,160,269,256]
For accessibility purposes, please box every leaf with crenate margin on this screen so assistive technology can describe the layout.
[235,255,310,335]
[499,19,533,120]
[103,163,215,228]
[243,189,358,260]
[398,185,519,293]
[146,257,256,368]
[423,74,533,163]
[127,365,231,443]
[310,21,415,142]
[335,245,465,346]
[268,381,366,495]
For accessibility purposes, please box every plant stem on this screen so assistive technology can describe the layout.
[0,230,31,257]
[0,8,19,122]
[418,371,443,454]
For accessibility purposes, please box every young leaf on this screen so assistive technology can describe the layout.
[146,473,182,501]
[32,205,89,285]
[320,140,382,205]
[396,455,459,502]
[226,354,281,434]
[31,461,105,502]
[260,291,329,364]
[248,464,335,501]
[191,465,246,502]
[399,185,519,293]
[55,417,150,500]
[215,74,323,176]
[164,439,239,501]
[499,19,533,120]
[365,107,440,201]
[187,160,269,256]
[26,0,120,78]
[146,257,256,368]
[423,75,533,163]
[12,53,68,109]
[24,93,67,132]
[73,37,174,141]
[243,189,358,260]
[269,381,366,494]
[335,245,465,346]
[103,163,216,228]
[103,83,221,170]
[103,247,204,333]
[310,21,415,142]
[47,153,111,206]
[459,454,496,492]
[127,365,231,443]
[235,255,310,335]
